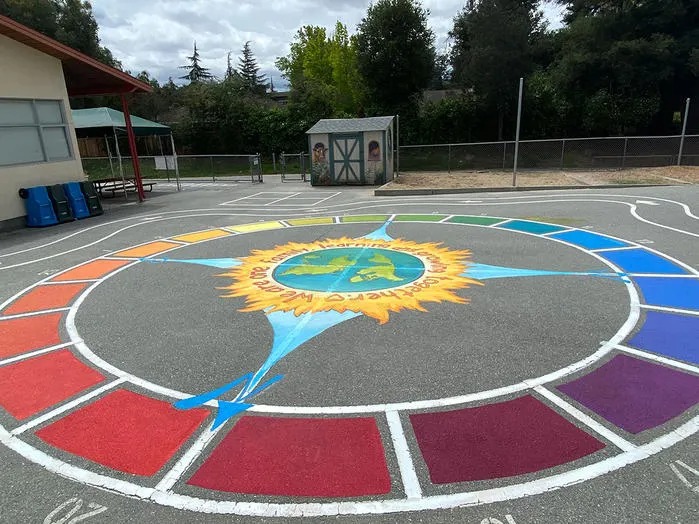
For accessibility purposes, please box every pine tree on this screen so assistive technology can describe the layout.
[238,41,267,94]
[179,42,213,83]
[225,51,238,80]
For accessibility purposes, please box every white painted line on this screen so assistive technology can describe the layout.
[166,239,190,246]
[627,274,699,279]
[669,463,693,489]
[640,304,699,316]
[615,345,699,375]
[534,386,636,452]
[333,216,341,224]
[438,215,455,223]
[386,411,422,499]
[540,227,575,236]
[155,421,225,492]
[43,279,99,285]
[0,308,70,321]
[490,219,513,227]
[591,246,640,253]
[312,192,342,205]
[265,192,301,205]
[0,342,76,367]
[11,378,127,435]
[100,256,141,262]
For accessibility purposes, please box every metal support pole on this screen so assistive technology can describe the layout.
[622,137,629,169]
[502,142,507,170]
[211,156,215,182]
[158,135,170,182]
[113,128,127,200]
[120,95,145,202]
[512,77,524,186]
[678,97,691,166]
[104,135,116,178]
[448,143,452,174]
[396,115,400,179]
[273,152,277,174]
[560,139,566,170]
[169,133,181,191]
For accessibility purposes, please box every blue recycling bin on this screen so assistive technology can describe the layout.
[63,182,90,219]
[19,186,58,227]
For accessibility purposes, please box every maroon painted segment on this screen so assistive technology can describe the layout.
[557,355,699,434]
[188,415,392,497]
[0,350,105,420]
[36,389,209,476]
[410,395,606,484]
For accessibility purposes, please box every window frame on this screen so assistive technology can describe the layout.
[0,98,74,167]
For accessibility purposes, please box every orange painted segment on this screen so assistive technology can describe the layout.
[3,283,88,315]
[0,313,63,359]
[112,241,181,258]
[172,229,231,243]
[52,259,131,282]
[0,349,105,420]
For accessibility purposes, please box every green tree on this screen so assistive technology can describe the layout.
[0,0,59,36]
[355,0,435,115]
[179,41,213,83]
[450,0,546,140]
[238,41,267,95]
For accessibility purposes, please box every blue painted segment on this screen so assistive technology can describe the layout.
[628,310,699,365]
[143,257,242,269]
[634,277,699,310]
[549,230,629,250]
[175,373,253,410]
[273,248,425,292]
[363,220,394,241]
[213,401,255,429]
[462,263,626,281]
[599,249,688,275]
[498,220,568,235]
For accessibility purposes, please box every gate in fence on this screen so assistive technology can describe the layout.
[249,153,263,183]
[280,152,308,182]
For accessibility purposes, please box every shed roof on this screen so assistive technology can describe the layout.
[72,108,170,136]
[0,15,151,97]
[307,116,394,134]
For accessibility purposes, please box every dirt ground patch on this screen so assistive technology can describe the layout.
[384,166,699,190]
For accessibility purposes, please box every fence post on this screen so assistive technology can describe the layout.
[210,156,215,182]
[502,142,507,170]
[559,139,566,170]
[272,152,277,174]
[448,143,452,174]
[512,77,524,186]
[622,137,629,169]
[678,97,691,166]
[396,114,400,179]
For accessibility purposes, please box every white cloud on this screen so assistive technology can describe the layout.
[91,0,564,85]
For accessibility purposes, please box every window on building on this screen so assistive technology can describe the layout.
[0,99,73,167]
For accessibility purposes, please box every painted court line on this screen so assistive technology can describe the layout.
[640,304,699,316]
[592,246,641,253]
[43,279,99,286]
[534,386,636,452]
[386,411,422,499]
[0,308,70,321]
[155,421,225,492]
[615,345,699,375]
[265,193,301,205]
[312,192,343,205]
[438,215,455,223]
[669,463,694,489]
[0,342,76,368]
[490,219,512,227]
[540,227,575,236]
[11,377,127,436]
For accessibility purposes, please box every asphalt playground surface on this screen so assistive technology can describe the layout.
[0,178,697,523]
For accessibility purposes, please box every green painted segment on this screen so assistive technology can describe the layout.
[394,214,446,222]
[447,216,504,226]
[341,215,391,223]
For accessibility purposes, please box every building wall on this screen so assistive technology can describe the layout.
[0,34,83,226]
[309,133,330,185]
[364,130,385,185]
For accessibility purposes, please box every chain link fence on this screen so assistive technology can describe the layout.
[399,135,699,173]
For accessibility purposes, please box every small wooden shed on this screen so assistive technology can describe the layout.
[307,116,395,186]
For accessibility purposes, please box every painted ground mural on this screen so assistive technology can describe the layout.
[0,214,697,517]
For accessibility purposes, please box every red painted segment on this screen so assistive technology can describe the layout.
[3,283,87,315]
[0,313,62,359]
[0,349,105,420]
[36,389,209,476]
[52,259,131,282]
[188,416,392,497]
[410,395,606,484]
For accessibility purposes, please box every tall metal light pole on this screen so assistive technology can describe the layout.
[678,97,691,166]
[512,77,524,186]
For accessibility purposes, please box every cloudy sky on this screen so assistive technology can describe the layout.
[92,0,565,87]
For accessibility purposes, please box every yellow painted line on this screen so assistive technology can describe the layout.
[112,241,181,258]
[226,221,286,233]
[286,217,335,226]
[172,229,232,243]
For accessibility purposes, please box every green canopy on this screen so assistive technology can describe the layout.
[72,107,171,137]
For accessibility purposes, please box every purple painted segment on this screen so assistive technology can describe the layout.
[557,355,699,434]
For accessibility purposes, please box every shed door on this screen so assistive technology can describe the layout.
[331,134,364,184]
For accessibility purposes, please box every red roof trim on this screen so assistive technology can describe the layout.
[0,14,152,95]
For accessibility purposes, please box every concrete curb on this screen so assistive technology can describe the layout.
[374,183,675,196]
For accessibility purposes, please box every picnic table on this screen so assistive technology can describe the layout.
[93,178,156,197]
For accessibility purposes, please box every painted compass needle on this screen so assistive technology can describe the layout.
[146,220,628,429]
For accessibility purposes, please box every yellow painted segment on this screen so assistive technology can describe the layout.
[286,217,335,226]
[172,229,232,243]
[227,221,285,233]
[113,241,181,258]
